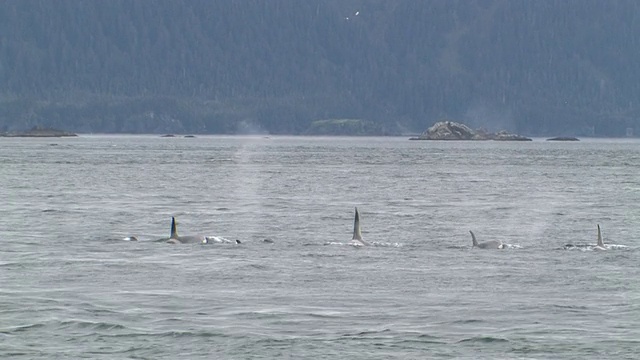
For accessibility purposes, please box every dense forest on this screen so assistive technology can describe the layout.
[1,0,640,136]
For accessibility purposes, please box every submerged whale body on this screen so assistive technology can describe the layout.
[349,207,369,246]
[167,217,208,244]
[469,231,504,249]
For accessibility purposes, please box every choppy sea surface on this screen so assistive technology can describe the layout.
[1,135,639,359]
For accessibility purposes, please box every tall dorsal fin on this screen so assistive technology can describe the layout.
[469,231,478,246]
[597,224,604,247]
[170,217,178,239]
[352,207,363,241]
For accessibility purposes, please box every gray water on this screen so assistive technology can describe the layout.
[1,135,639,359]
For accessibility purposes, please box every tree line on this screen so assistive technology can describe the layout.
[1,0,639,136]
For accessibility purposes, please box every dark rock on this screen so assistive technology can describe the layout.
[547,136,579,141]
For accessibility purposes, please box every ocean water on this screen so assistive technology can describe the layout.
[1,135,639,359]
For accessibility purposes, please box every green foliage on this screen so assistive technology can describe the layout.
[0,0,639,136]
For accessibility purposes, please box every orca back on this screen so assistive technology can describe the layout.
[469,231,478,246]
[170,217,178,239]
[596,224,605,248]
[352,207,363,241]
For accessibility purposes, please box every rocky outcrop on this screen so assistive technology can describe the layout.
[420,121,477,140]
[0,126,77,137]
[409,121,531,141]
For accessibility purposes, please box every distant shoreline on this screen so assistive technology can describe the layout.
[0,126,77,138]
[3,133,637,141]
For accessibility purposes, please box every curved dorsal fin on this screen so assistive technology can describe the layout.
[352,207,363,241]
[597,224,604,247]
[170,217,178,239]
[469,231,478,246]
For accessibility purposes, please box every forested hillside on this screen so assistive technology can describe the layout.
[1,0,639,136]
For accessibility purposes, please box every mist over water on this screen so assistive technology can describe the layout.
[1,135,639,359]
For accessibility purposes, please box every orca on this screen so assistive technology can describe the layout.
[469,231,504,249]
[349,207,369,246]
[167,217,208,244]
[593,224,607,251]
[562,224,627,250]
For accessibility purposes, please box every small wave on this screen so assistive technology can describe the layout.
[205,236,237,244]
[1,323,46,334]
[562,244,628,251]
[501,243,522,249]
[450,319,484,324]
[606,244,629,249]
[301,253,347,258]
[58,320,129,332]
[0,262,21,267]
[552,304,588,311]
[302,242,322,247]
[342,328,392,337]
[306,312,343,319]
[97,236,140,243]
[323,241,402,248]
[561,244,591,251]
[385,332,446,345]
[153,330,225,339]
[3,320,131,337]
[244,263,270,270]
[412,334,447,344]
[234,311,285,320]
[323,241,347,246]
[88,329,228,340]
[234,309,344,321]
[369,241,403,248]
[494,206,515,211]
[458,336,509,343]
[445,245,469,250]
